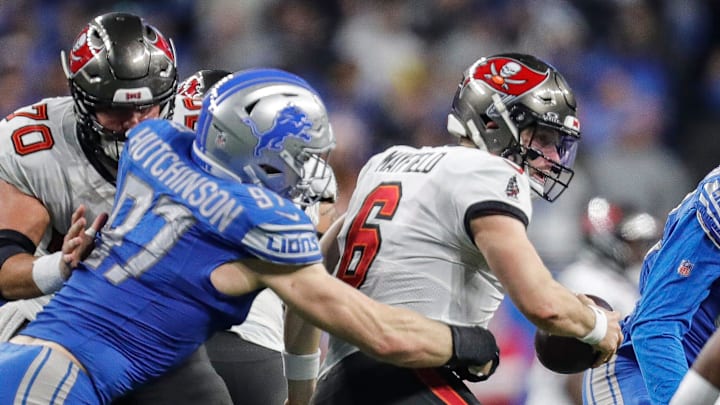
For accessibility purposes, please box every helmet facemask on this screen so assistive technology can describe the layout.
[501,104,579,202]
[293,154,336,207]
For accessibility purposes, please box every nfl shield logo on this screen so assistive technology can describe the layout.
[677,260,693,277]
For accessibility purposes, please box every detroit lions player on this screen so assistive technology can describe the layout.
[584,165,720,404]
[0,68,499,405]
[0,12,232,404]
[176,68,342,405]
[312,53,622,405]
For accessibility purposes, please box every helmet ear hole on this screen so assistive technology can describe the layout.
[260,164,282,175]
[484,117,499,129]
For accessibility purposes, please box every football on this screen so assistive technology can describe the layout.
[534,294,613,374]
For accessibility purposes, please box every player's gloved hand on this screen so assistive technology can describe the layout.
[445,325,500,382]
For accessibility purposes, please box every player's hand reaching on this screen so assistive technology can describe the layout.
[60,204,108,278]
[576,294,623,367]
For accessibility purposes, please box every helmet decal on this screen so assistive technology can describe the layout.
[68,26,102,74]
[178,76,203,99]
[473,56,549,96]
[246,104,313,157]
[147,26,175,62]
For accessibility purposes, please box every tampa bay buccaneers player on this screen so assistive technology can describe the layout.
[312,53,623,404]
[0,12,232,405]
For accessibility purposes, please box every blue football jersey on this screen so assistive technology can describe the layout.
[21,119,322,402]
[615,165,720,404]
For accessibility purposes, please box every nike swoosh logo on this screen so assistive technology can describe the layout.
[275,211,300,221]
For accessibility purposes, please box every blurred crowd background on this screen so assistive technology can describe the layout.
[2,1,719,403]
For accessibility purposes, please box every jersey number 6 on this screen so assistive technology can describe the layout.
[336,182,401,288]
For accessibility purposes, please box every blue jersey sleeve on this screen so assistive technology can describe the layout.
[239,206,323,265]
[630,203,720,404]
[123,120,323,267]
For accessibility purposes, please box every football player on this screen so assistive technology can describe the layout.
[0,12,232,404]
[584,164,720,404]
[0,68,499,404]
[312,53,623,404]
[175,68,342,405]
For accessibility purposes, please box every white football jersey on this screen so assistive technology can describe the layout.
[0,97,116,252]
[0,94,200,327]
[322,144,533,374]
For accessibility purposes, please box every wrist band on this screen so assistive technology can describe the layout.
[579,305,607,345]
[670,369,720,405]
[32,251,65,295]
[282,349,321,381]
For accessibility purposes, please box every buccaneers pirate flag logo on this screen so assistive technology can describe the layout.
[469,56,550,96]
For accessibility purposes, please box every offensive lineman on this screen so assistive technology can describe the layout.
[0,12,232,404]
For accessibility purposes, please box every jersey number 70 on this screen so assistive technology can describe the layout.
[336,182,401,288]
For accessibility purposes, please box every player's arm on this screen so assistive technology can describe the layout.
[13,203,107,301]
[0,179,52,299]
[470,213,622,363]
[281,204,343,404]
[319,213,344,273]
[214,257,498,376]
[252,261,496,368]
[670,329,720,405]
[283,305,322,405]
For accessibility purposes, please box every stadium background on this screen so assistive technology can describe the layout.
[1,1,719,403]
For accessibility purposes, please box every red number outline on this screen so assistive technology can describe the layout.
[182,98,201,130]
[5,104,55,155]
[336,182,402,288]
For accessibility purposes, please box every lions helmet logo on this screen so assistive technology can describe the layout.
[470,56,549,96]
[245,104,313,157]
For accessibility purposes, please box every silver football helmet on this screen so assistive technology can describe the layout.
[191,68,336,202]
[62,12,178,181]
[447,53,581,202]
